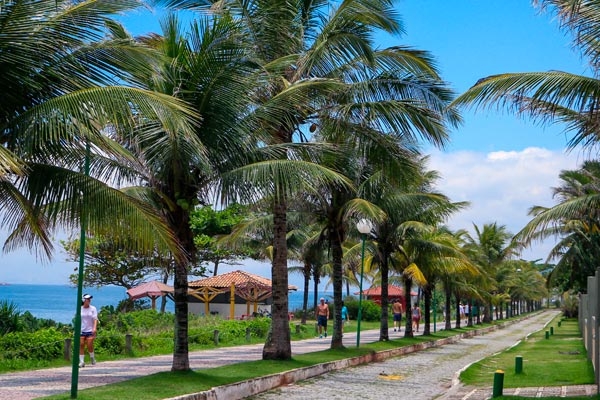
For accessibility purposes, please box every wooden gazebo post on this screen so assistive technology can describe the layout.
[230,283,235,319]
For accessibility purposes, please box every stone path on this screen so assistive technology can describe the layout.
[250,311,597,400]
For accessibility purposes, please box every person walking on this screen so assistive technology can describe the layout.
[411,303,421,332]
[340,301,349,335]
[316,297,329,338]
[392,299,403,332]
[79,293,98,368]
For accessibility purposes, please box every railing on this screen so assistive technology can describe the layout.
[578,266,600,391]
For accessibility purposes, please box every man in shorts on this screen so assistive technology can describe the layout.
[392,299,403,332]
[316,297,329,338]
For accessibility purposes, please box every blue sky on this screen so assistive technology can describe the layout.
[0,1,589,286]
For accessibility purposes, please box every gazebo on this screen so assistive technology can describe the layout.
[355,284,417,308]
[126,281,174,310]
[188,270,297,319]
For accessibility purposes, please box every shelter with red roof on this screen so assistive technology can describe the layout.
[126,281,174,310]
[355,284,417,309]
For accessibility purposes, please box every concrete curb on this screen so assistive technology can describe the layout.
[167,320,514,400]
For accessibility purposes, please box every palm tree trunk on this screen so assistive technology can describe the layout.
[330,221,344,349]
[454,293,461,329]
[172,260,189,371]
[262,197,292,360]
[379,254,390,341]
[403,276,413,338]
[444,284,452,330]
[467,298,473,327]
[213,259,219,276]
[423,283,432,335]
[301,263,310,324]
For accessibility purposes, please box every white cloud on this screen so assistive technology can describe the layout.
[428,147,582,261]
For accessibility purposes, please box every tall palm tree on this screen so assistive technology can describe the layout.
[158,0,451,358]
[0,0,198,261]
[406,226,477,335]
[363,163,467,339]
[517,160,600,293]
[462,223,514,323]
[113,14,258,370]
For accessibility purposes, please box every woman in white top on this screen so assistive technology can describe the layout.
[79,294,98,367]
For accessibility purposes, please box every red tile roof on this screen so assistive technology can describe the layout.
[189,270,297,291]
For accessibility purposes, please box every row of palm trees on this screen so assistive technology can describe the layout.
[2,0,599,373]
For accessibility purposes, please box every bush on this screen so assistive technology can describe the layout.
[0,328,65,361]
[0,300,23,334]
[343,298,381,322]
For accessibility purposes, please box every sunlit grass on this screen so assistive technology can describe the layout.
[460,316,594,388]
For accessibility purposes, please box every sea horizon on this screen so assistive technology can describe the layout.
[0,283,332,324]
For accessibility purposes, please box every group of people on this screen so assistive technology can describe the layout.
[392,300,422,332]
[316,297,351,338]
[316,297,423,338]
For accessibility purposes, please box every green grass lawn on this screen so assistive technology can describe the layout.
[460,316,595,388]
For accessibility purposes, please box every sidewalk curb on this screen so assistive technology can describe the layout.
[167,320,515,400]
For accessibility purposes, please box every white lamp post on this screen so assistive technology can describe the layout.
[356,219,372,347]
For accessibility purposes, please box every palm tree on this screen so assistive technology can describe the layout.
[406,226,477,335]
[516,161,600,293]
[453,1,600,154]
[463,223,517,323]
[157,0,455,358]
[362,163,467,339]
[111,14,258,370]
[0,0,198,262]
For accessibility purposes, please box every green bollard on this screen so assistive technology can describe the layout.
[545,330,550,339]
[550,326,554,335]
[515,355,523,374]
[492,370,504,398]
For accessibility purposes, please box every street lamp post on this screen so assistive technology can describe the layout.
[71,142,90,399]
[356,219,372,348]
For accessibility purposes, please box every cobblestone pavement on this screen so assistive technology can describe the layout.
[1,311,596,399]
[250,311,597,400]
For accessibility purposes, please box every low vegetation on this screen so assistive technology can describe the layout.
[0,298,387,373]
[460,316,594,388]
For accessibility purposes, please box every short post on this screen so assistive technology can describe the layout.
[492,370,504,398]
[125,334,133,355]
[245,327,251,342]
[213,329,220,345]
[295,323,301,334]
[545,330,550,339]
[550,326,554,335]
[515,355,523,374]
[64,338,72,361]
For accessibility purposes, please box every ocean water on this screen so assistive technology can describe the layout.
[0,284,327,324]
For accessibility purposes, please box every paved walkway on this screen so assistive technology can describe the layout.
[251,311,597,400]
[0,311,596,399]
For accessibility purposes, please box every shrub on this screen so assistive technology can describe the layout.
[0,328,65,361]
[344,298,380,322]
[0,300,23,334]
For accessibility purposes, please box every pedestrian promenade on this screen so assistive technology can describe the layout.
[250,311,597,400]
[0,311,596,399]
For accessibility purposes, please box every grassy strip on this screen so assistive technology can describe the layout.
[460,316,595,389]
[495,397,598,400]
